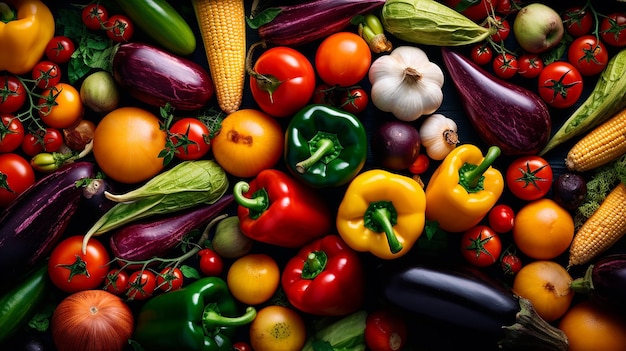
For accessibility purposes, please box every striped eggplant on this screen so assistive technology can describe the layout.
[570,254,626,309]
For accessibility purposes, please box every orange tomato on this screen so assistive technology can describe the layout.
[249,305,307,351]
[512,260,573,322]
[226,253,280,305]
[512,199,574,260]
[93,107,166,184]
[211,109,283,178]
[39,83,83,129]
[559,300,626,351]
[315,32,372,87]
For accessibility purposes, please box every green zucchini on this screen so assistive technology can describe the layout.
[0,264,50,343]
[115,0,196,55]
[539,48,626,156]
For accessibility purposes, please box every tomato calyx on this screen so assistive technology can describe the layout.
[0,172,15,193]
[55,255,91,281]
[246,41,285,104]
[464,228,497,261]
[513,161,550,190]
[539,68,582,103]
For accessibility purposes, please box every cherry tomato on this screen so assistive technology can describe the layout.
[364,308,408,351]
[156,267,184,292]
[470,43,493,66]
[0,75,27,114]
[38,83,84,129]
[312,83,340,106]
[127,270,157,300]
[315,32,371,87]
[250,46,316,118]
[486,16,510,42]
[82,3,108,31]
[444,0,501,22]
[537,61,583,109]
[492,53,518,79]
[567,35,609,77]
[600,12,626,47]
[0,153,35,208]
[562,6,593,37]
[45,36,76,64]
[21,127,64,156]
[31,61,62,90]
[339,87,369,114]
[506,155,553,201]
[232,341,252,351]
[517,54,544,79]
[105,14,134,42]
[495,0,520,15]
[0,114,25,153]
[408,153,430,175]
[48,236,110,293]
[169,117,211,160]
[198,248,224,277]
[460,225,502,268]
[501,252,522,276]
[488,204,515,233]
[104,269,130,295]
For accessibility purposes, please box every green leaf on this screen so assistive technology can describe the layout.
[245,7,282,29]
[180,265,200,279]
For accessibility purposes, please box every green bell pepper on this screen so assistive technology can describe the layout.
[284,104,368,188]
[133,276,256,351]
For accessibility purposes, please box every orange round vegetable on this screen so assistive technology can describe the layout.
[512,260,573,322]
[39,83,84,129]
[226,253,280,305]
[249,305,307,351]
[558,300,626,351]
[93,107,166,184]
[513,198,574,260]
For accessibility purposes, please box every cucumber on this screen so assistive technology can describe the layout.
[115,0,196,56]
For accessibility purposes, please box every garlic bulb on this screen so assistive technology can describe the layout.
[419,114,459,160]
[368,46,444,121]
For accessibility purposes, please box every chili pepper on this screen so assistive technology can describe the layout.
[233,168,332,248]
[0,0,55,75]
[284,104,367,188]
[336,169,426,259]
[133,276,257,351]
[282,234,366,316]
[424,144,504,233]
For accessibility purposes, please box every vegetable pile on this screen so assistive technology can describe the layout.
[3,0,626,350]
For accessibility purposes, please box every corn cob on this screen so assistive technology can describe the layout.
[565,108,626,172]
[568,182,626,267]
[192,0,246,114]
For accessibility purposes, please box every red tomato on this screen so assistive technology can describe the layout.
[21,127,64,156]
[127,270,157,300]
[315,32,371,87]
[460,225,502,267]
[250,46,316,118]
[562,6,593,37]
[233,342,252,351]
[48,236,110,293]
[364,308,408,351]
[312,83,340,106]
[198,248,224,277]
[537,61,583,109]
[495,0,520,15]
[444,0,501,22]
[0,153,35,208]
[488,204,515,233]
[408,153,430,175]
[600,12,626,47]
[506,155,553,201]
[31,60,62,90]
[0,114,25,153]
[0,75,27,114]
[169,117,211,160]
[105,14,134,42]
[339,87,369,114]
[104,269,130,295]
[492,53,518,79]
[38,83,83,129]
[156,267,184,292]
[82,3,108,31]
[517,54,544,79]
[501,253,523,276]
[486,16,510,42]
[470,43,493,66]
[45,36,75,64]
[568,35,609,77]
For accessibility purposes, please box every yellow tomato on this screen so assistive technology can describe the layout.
[226,253,280,305]
[513,198,574,260]
[559,300,626,351]
[93,107,166,184]
[211,109,284,178]
[39,83,83,129]
[249,305,307,351]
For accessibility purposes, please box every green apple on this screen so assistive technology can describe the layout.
[513,3,564,54]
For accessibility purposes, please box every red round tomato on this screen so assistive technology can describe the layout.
[492,53,518,79]
[517,54,544,79]
[38,83,84,129]
[600,12,626,47]
[21,127,64,156]
[31,60,62,90]
[408,153,430,175]
[0,75,27,114]
[486,16,510,42]
[105,14,134,42]
[495,0,520,15]
[250,46,316,118]
[82,3,108,31]
[45,36,76,64]
[537,61,583,109]
[444,0,500,22]
[156,267,184,292]
[339,87,369,114]
[169,117,211,160]
[488,204,515,233]
[364,308,408,351]
[312,83,339,106]
[0,114,25,153]
[48,236,111,293]
[501,252,522,276]
[562,6,593,37]
[0,153,35,208]
[506,155,553,201]
[568,35,609,77]
[233,342,252,351]
[104,269,130,295]
[315,32,371,87]
[198,248,224,277]
[460,225,502,267]
[127,270,157,300]
[470,43,493,66]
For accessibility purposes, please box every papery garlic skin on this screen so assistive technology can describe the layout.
[419,113,459,160]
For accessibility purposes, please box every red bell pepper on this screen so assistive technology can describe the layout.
[233,169,332,248]
[281,234,365,316]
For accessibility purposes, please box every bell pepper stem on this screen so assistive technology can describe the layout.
[301,251,328,279]
[233,181,268,213]
[203,306,257,332]
[0,2,15,22]
[295,138,335,174]
[462,146,501,190]
[371,206,403,254]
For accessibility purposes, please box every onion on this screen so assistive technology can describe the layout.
[80,71,120,114]
[371,120,421,170]
[63,119,96,151]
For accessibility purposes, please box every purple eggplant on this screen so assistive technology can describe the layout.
[112,42,214,110]
[109,194,234,262]
[441,47,551,155]
[571,254,626,309]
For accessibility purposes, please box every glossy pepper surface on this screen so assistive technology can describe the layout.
[425,144,504,233]
[336,169,426,259]
[0,0,55,75]
[234,168,332,248]
[282,234,366,316]
[284,104,367,188]
[133,276,256,351]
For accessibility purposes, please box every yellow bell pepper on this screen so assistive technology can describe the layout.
[336,169,426,260]
[0,0,55,75]
[425,144,504,233]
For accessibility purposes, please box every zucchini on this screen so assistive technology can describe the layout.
[115,0,196,55]
[540,48,626,155]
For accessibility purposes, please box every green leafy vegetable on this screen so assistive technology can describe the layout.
[301,310,367,351]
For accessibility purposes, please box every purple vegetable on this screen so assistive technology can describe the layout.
[109,194,234,261]
[112,42,214,110]
[570,254,626,309]
[441,47,551,155]
[371,120,421,170]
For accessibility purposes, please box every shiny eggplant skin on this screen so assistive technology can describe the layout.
[572,254,626,309]
[441,47,551,155]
